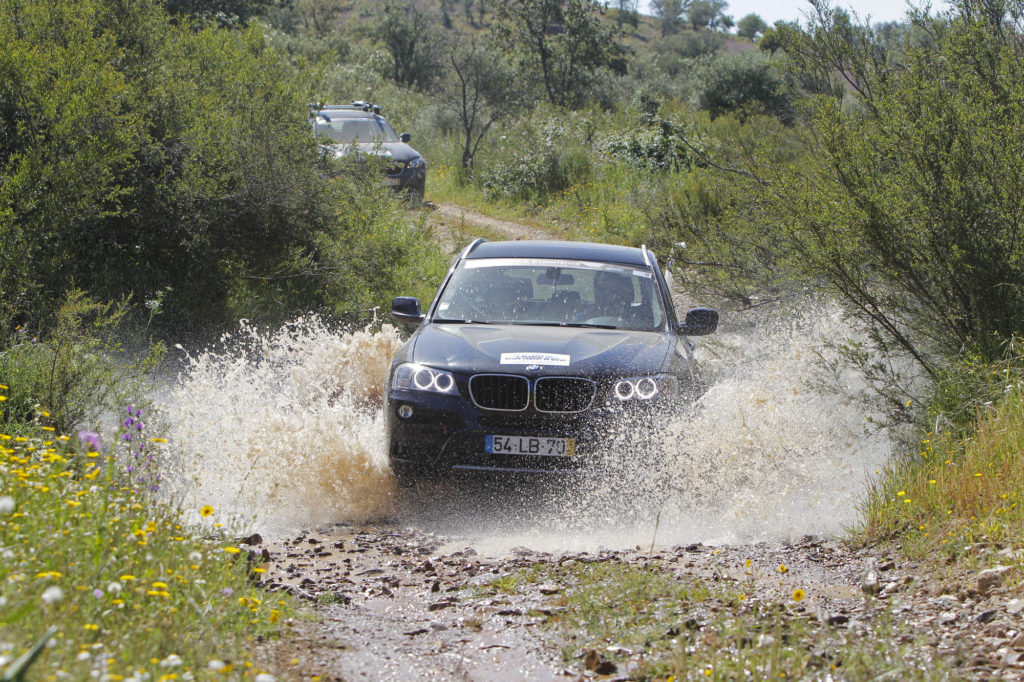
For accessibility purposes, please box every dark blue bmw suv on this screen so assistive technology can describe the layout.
[386,239,718,485]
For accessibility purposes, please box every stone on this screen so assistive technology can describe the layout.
[975,609,999,624]
[977,566,1012,595]
[538,584,562,595]
[1007,599,1024,615]
[862,559,881,596]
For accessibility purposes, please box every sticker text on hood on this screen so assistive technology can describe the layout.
[500,352,571,366]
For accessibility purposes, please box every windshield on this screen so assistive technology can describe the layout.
[434,258,666,331]
[313,114,399,143]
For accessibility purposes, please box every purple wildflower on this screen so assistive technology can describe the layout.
[93,589,104,599]
[77,431,102,452]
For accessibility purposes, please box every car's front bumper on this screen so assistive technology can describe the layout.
[386,388,664,480]
[386,166,426,196]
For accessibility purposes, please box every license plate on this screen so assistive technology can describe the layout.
[385,177,400,186]
[485,435,574,457]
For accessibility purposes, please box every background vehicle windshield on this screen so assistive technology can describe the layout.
[314,116,399,143]
[434,258,666,331]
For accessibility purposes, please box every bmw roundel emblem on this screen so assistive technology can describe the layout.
[525,364,541,372]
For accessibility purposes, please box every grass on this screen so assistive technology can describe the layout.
[487,560,947,680]
[861,382,1024,562]
[0,392,293,681]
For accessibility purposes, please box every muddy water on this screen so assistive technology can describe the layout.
[156,302,891,551]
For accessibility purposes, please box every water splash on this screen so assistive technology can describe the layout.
[157,302,894,548]
[157,317,401,532]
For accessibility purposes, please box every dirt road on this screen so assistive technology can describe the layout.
[255,511,1022,680]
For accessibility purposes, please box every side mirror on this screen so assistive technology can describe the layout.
[391,296,424,324]
[677,307,718,336]
[400,132,412,143]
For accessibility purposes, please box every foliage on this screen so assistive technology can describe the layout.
[737,12,768,39]
[493,0,625,109]
[476,120,591,202]
[434,34,523,172]
[861,360,1024,560]
[0,418,292,680]
[651,0,685,35]
[596,117,690,172]
[690,50,793,120]
[686,0,731,31]
[759,0,1024,375]
[0,0,449,347]
[372,0,442,91]
[163,0,284,28]
[0,292,164,435]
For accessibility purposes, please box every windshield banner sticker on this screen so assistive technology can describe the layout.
[500,352,571,366]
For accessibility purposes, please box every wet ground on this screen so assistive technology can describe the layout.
[253,502,1024,681]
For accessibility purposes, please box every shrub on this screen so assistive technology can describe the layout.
[0,291,163,434]
[477,121,591,202]
[690,51,792,120]
[596,117,690,172]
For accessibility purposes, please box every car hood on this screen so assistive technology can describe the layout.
[406,323,672,378]
[327,142,422,163]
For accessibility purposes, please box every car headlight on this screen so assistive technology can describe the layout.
[406,157,426,170]
[392,363,456,394]
[612,375,675,401]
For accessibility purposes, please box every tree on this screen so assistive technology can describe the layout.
[692,50,791,120]
[686,0,728,30]
[737,12,767,38]
[755,0,1024,374]
[494,0,623,108]
[163,0,282,27]
[614,0,639,28]
[372,0,442,90]
[436,36,522,172]
[651,0,685,35]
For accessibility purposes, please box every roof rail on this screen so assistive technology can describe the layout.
[460,238,487,261]
[640,244,652,267]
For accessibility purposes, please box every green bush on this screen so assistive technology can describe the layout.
[690,51,793,120]
[478,121,591,202]
[596,117,690,172]
[0,291,163,434]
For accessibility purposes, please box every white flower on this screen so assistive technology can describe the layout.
[254,674,277,682]
[107,582,122,596]
[207,660,225,670]
[189,552,202,563]
[159,654,183,668]
[41,586,63,605]
[0,496,14,514]
[0,655,11,668]
[0,550,12,560]
[77,651,91,661]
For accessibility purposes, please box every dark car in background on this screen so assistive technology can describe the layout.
[385,239,719,486]
[311,102,427,199]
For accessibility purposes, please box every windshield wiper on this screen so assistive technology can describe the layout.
[432,318,494,324]
[559,322,617,329]
[497,321,619,329]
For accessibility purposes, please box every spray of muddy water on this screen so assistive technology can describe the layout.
[158,317,402,530]
[157,304,892,550]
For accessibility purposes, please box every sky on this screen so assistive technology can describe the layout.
[638,0,950,26]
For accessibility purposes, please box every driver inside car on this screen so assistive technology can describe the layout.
[574,270,636,325]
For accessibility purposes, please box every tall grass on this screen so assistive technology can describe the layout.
[0,396,291,681]
[862,375,1024,560]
